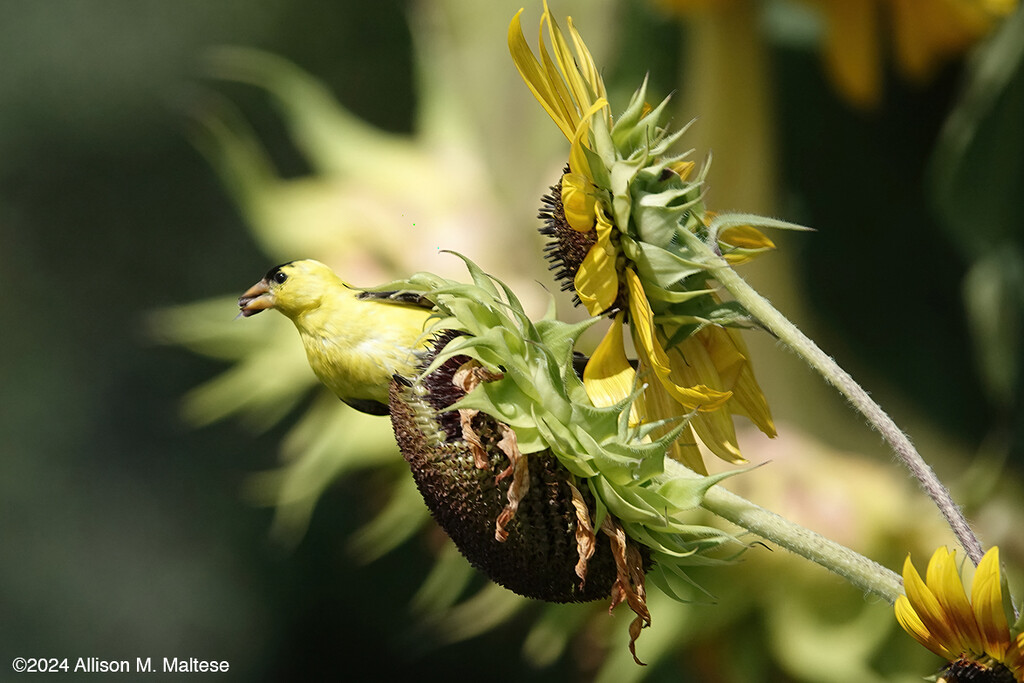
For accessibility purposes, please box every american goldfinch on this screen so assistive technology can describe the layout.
[238,259,434,415]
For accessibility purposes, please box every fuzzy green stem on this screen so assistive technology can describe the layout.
[662,461,903,602]
[703,247,985,566]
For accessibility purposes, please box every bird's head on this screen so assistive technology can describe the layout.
[238,259,342,319]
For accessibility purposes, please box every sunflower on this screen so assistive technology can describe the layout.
[895,546,1024,682]
[654,0,1019,109]
[808,0,1018,108]
[510,2,794,474]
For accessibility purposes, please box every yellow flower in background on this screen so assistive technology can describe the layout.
[811,0,1018,108]
[895,546,1024,682]
[655,0,1018,108]
[511,2,783,474]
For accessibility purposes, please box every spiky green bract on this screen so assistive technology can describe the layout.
[593,79,811,329]
[373,253,745,598]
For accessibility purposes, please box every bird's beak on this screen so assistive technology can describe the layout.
[238,279,275,317]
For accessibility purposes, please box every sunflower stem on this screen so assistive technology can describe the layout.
[662,460,904,602]
[703,249,986,566]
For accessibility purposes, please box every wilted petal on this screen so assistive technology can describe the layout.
[714,327,776,437]
[634,365,706,474]
[625,269,731,412]
[669,337,744,465]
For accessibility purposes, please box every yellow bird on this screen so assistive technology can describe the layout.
[237,259,434,415]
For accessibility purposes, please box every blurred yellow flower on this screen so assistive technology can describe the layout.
[811,0,1018,107]
[895,546,1024,682]
[654,0,1018,108]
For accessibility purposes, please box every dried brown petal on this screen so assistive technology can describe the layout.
[601,516,651,666]
[567,481,596,588]
[494,423,529,542]
[454,360,505,470]
[389,351,628,603]
[459,407,489,470]
[452,359,505,391]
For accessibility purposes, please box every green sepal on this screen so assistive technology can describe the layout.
[653,466,745,511]
[640,280,716,304]
[609,157,647,236]
[705,212,813,244]
[622,237,707,288]
[610,76,652,151]
[589,475,669,526]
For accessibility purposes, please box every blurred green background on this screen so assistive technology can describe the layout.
[3,0,1022,681]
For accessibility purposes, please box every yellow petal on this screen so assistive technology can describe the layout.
[544,5,596,122]
[625,268,670,372]
[670,336,744,464]
[1004,631,1024,671]
[669,424,706,476]
[634,359,707,475]
[625,269,732,412]
[584,312,709,474]
[669,160,695,181]
[537,9,581,132]
[508,9,576,139]
[714,327,776,437]
[902,551,961,659]
[575,204,619,315]
[568,97,608,182]
[890,0,986,83]
[561,173,597,232]
[583,314,634,409]
[696,324,745,387]
[928,548,985,656]
[566,15,607,104]
[720,226,776,265]
[818,0,882,108]
[895,594,952,659]
[971,547,1011,660]
[718,224,774,250]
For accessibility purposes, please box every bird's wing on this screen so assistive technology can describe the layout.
[356,290,435,309]
[341,396,391,416]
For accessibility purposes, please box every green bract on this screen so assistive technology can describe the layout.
[374,253,746,599]
[595,79,808,326]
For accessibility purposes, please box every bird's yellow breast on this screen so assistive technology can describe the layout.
[293,293,432,405]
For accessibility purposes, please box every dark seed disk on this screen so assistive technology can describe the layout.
[389,346,619,603]
[538,170,597,306]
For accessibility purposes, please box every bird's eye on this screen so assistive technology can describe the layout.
[273,271,288,284]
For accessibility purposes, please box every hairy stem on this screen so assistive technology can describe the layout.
[659,459,904,602]
[705,252,984,566]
